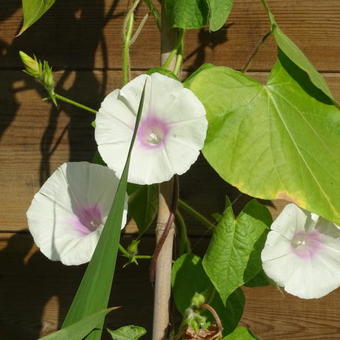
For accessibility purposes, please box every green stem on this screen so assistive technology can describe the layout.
[176,210,191,254]
[173,52,183,77]
[118,243,130,257]
[242,30,272,73]
[135,255,152,260]
[54,93,97,114]
[178,199,215,230]
[130,12,149,46]
[173,30,184,76]
[143,0,161,29]
[122,0,141,84]
[161,29,185,71]
[118,243,151,260]
[162,48,177,69]
[123,13,134,84]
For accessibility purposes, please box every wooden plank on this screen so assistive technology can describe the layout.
[242,286,340,339]
[0,233,340,339]
[0,0,339,71]
[1,70,340,232]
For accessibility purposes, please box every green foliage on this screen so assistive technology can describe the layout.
[172,254,210,315]
[172,253,245,335]
[260,0,333,101]
[165,0,233,31]
[184,64,215,88]
[107,325,147,340]
[39,308,117,340]
[244,270,270,287]
[188,57,340,224]
[207,0,233,31]
[223,327,261,340]
[165,0,209,29]
[61,83,147,340]
[128,184,159,235]
[202,200,270,303]
[19,0,56,35]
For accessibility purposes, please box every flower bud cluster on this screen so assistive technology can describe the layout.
[19,51,56,105]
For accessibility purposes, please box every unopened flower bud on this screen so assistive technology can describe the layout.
[19,51,40,77]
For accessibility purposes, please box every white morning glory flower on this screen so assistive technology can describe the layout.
[26,162,127,266]
[95,72,207,185]
[261,203,340,299]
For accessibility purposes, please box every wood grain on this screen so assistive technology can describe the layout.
[1,233,340,339]
[242,286,340,339]
[0,0,339,71]
[1,70,340,232]
[1,1,340,338]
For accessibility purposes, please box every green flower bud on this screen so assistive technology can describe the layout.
[19,51,40,77]
[191,292,205,308]
[19,51,57,106]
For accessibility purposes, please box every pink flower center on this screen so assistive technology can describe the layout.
[71,204,103,235]
[291,231,323,259]
[137,115,170,149]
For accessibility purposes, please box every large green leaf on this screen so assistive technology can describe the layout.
[188,55,340,224]
[172,253,244,335]
[128,184,158,235]
[207,0,233,31]
[165,0,209,29]
[202,200,269,303]
[108,325,146,340]
[260,0,333,101]
[39,308,116,340]
[61,83,147,340]
[19,0,56,35]
[223,327,261,340]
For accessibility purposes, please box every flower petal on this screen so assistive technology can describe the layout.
[284,250,340,299]
[262,203,340,299]
[95,72,208,185]
[270,203,308,239]
[148,72,184,115]
[119,74,151,115]
[27,162,127,265]
[163,88,207,124]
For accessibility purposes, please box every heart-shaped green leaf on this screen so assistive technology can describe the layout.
[202,200,269,303]
[19,0,56,35]
[188,54,340,224]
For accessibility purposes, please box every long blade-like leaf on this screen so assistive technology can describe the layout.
[39,308,117,340]
[61,81,147,340]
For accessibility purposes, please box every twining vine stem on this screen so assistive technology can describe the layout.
[242,30,272,73]
[178,199,215,230]
[152,2,180,339]
[54,93,97,114]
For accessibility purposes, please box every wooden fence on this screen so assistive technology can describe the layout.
[0,0,340,339]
